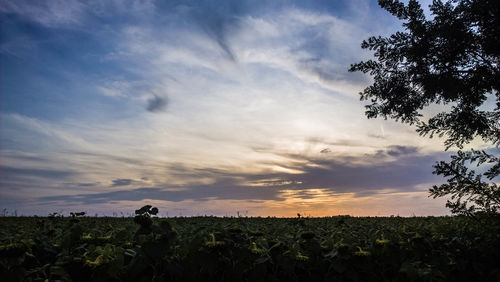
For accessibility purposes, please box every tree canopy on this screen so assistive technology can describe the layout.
[349,0,499,214]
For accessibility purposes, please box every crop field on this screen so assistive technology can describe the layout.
[1,209,499,281]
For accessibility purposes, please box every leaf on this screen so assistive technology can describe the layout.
[149,207,159,215]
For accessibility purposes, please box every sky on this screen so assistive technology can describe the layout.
[0,0,472,217]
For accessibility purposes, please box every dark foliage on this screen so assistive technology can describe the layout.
[349,0,499,214]
[431,150,500,214]
[1,214,500,281]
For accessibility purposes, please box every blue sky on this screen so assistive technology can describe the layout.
[0,0,468,217]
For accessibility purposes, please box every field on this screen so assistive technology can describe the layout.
[1,211,499,282]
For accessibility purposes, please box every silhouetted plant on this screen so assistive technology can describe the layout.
[349,0,499,215]
[70,212,85,218]
[133,205,158,232]
[128,205,177,280]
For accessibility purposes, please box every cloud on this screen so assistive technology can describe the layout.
[38,148,445,205]
[97,81,135,98]
[111,178,133,186]
[386,145,419,157]
[186,1,248,61]
[0,151,48,162]
[0,0,85,27]
[146,95,168,113]
[76,182,99,187]
[0,0,158,29]
[41,185,283,205]
[223,7,374,99]
[0,165,75,180]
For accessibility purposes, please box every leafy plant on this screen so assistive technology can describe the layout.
[2,210,499,281]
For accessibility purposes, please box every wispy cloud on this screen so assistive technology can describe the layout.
[0,0,85,27]
[0,165,76,180]
[111,178,133,187]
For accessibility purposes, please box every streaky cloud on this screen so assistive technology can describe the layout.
[111,178,133,187]
[386,145,419,157]
[38,148,446,205]
[0,165,75,179]
[189,1,243,61]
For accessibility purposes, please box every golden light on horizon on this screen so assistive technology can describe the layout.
[49,188,450,218]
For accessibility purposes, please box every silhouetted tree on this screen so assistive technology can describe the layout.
[349,0,499,215]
